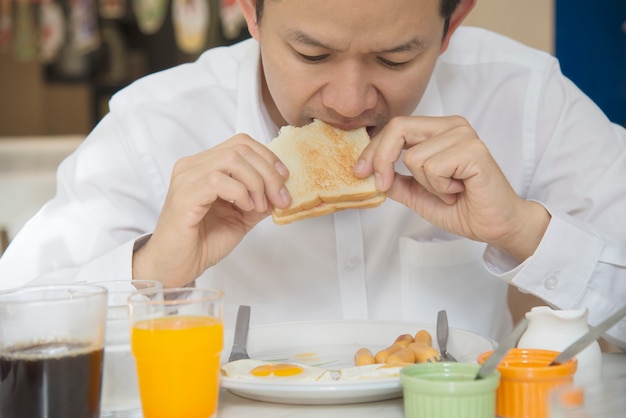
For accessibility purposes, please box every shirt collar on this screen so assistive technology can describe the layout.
[235,40,280,144]
[413,61,444,117]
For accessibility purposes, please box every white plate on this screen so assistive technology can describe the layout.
[220,319,496,405]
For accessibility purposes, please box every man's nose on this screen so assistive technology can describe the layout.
[321,61,377,118]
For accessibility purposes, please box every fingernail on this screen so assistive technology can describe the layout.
[275,161,289,177]
[280,186,291,205]
[354,159,366,173]
[375,172,383,190]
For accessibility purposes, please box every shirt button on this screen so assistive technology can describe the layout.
[344,257,361,270]
[544,276,558,290]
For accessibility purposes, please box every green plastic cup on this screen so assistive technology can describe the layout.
[400,362,500,418]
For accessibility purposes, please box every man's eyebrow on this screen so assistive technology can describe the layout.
[373,39,428,54]
[285,29,427,54]
[285,29,335,51]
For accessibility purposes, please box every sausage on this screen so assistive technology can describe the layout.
[356,331,435,366]
[374,333,414,362]
[374,342,404,363]
[414,330,433,346]
[354,347,376,366]
[408,342,441,363]
[394,333,414,346]
[386,346,417,364]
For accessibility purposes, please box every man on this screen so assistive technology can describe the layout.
[1,0,625,346]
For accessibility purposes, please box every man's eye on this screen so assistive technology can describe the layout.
[298,53,329,63]
[379,57,409,69]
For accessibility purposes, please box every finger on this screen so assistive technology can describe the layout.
[356,117,412,189]
[165,161,255,223]
[214,133,290,180]
[386,173,458,214]
[216,144,276,211]
[166,155,264,217]
[401,132,470,200]
[185,141,290,211]
[409,127,490,198]
[205,171,257,211]
[211,135,291,208]
[357,116,468,190]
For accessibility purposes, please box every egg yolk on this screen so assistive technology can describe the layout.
[250,363,305,377]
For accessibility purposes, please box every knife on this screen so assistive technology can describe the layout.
[550,305,626,366]
[227,305,251,362]
[475,317,528,380]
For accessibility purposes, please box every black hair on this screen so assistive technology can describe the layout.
[255,0,462,37]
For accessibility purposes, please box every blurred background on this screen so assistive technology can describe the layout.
[0,0,624,351]
[0,0,624,136]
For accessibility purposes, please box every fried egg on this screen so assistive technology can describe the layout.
[338,364,404,380]
[221,359,334,382]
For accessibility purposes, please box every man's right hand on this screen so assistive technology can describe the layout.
[132,133,291,287]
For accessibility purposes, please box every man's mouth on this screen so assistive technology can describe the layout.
[306,118,377,138]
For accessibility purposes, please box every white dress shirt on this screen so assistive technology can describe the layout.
[1,27,625,346]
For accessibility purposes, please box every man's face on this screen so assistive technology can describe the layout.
[254,0,447,136]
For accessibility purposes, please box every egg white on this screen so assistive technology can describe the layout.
[221,359,334,382]
[338,364,404,380]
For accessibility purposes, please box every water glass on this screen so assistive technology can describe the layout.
[550,373,626,418]
[93,280,163,418]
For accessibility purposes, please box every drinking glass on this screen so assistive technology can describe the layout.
[0,284,108,418]
[550,373,626,418]
[128,287,224,418]
[93,280,163,418]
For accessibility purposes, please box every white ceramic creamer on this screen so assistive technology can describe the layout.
[517,306,602,387]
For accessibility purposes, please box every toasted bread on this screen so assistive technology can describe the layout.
[267,119,386,225]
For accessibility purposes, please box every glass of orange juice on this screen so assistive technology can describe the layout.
[128,287,224,418]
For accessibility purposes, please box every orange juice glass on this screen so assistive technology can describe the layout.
[128,288,224,418]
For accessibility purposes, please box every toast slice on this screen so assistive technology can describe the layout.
[267,119,386,225]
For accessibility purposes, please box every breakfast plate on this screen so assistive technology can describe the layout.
[220,319,496,405]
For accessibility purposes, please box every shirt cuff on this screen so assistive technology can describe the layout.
[73,234,151,284]
[486,212,602,304]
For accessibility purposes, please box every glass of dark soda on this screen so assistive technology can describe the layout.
[0,284,108,418]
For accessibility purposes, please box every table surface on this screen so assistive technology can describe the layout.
[216,353,626,418]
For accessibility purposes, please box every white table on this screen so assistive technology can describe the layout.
[217,353,626,418]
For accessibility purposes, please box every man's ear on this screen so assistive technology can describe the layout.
[439,0,476,54]
[236,0,261,40]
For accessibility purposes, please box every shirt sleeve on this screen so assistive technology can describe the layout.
[484,205,626,349]
[481,59,626,350]
[0,114,162,290]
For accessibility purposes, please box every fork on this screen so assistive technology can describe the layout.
[228,305,251,362]
[436,310,458,362]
